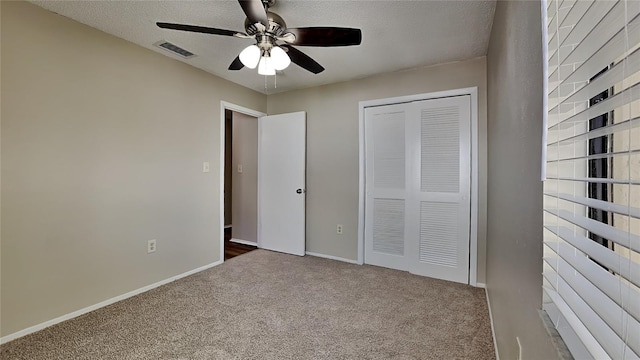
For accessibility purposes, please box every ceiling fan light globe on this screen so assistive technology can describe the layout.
[270,46,291,70]
[239,45,261,69]
[258,56,276,76]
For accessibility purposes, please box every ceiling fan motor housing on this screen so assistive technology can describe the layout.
[244,11,286,37]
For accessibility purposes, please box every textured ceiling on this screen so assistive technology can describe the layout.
[29,0,496,95]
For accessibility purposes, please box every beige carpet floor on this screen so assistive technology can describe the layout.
[1,250,495,359]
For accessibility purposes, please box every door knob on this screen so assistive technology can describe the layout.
[296,189,305,194]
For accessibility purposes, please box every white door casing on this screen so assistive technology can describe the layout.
[258,111,306,256]
[362,94,472,284]
[219,102,266,263]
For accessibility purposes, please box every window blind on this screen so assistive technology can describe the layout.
[543,0,640,359]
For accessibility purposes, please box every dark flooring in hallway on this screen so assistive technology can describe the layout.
[224,227,257,260]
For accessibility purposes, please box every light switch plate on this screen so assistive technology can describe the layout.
[237,164,243,173]
[202,162,210,173]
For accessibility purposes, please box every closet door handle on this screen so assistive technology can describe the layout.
[296,189,305,194]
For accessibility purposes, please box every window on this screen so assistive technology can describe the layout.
[543,0,640,359]
[587,68,610,252]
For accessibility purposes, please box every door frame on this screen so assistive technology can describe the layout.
[357,87,479,286]
[219,101,266,262]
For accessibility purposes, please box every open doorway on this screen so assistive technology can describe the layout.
[220,102,266,261]
[219,102,307,261]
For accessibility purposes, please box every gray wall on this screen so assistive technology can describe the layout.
[485,1,558,359]
[0,1,266,336]
[268,58,488,282]
[231,112,258,244]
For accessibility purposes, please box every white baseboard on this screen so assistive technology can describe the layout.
[305,251,360,265]
[0,259,223,345]
[230,238,257,246]
[485,287,500,360]
[476,282,486,288]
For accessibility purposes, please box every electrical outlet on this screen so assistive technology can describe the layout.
[337,224,343,234]
[147,239,157,254]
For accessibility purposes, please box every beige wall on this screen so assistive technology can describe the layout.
[486,1,558,359]
[0,1,266,337]
[231,112,258,243]
[268,57,488,282]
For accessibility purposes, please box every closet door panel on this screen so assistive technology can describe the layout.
[364,104,410,271]
[408,95,471,284]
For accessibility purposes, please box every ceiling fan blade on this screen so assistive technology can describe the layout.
[286,27,362,47]
[228,56,245,71]
[238,0,268,27]
[281,45,324,74]
[157,22,243,37]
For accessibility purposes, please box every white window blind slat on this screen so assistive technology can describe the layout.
[557,0,569,11]
[544,226,640,289]
[544,251,640,360]
[552,176,640,186]
[543,287,611,359]
[559,1,616,49]
[558,0,592,33]
[548,46,558,64]
[557,262,640,357]
[553,47,640,110]
[560,2,636,65]
[547,0,555,15]
[552,82,640,128]
[556,275,640,359]
[544,298,596,360]
[547,148,640,163]
[543,256,559,283]
[548,49,559,77]
[547,0,557,17]
[548,192,640,218]
[548,12,557,31]
[549,116,640,146]
[550,241,640,334]
[544,208,640,252]
[548,12,640,96]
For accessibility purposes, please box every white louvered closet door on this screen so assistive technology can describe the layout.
[406,96,471,283]
[364,96,471,283]
[364,104,410,271]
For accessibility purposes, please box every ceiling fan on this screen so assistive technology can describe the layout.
[157,0,362,75]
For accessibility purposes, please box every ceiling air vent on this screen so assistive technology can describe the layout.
[153,40,196,58]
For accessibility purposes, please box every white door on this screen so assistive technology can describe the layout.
[364,95,471,284]
[406,95,471,284]
[364,104,410,271]
[258,111,306,256]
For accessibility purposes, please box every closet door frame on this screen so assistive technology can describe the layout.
[357,87,480,286]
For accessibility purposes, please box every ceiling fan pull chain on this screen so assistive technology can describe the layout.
[264,74,267,92]
[275,73,277,89]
